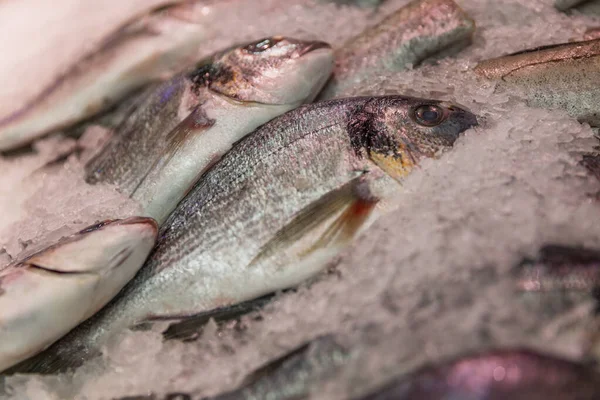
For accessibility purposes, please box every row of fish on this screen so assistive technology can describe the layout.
[1,0,479,374]
[2,0,600,398]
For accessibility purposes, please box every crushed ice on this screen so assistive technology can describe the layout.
[3,0,600,398]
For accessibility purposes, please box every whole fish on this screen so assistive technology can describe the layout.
[474,39,600,127]
[319,0,476,99]
[13,95,477,374]
[554,0,589,11]
[85,36,334,225]
[514,245,600,292]
[357,349,600,399]
[0,1,212,151]
[0,217,157,372]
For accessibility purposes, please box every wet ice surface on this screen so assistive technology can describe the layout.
[4,0,600,398]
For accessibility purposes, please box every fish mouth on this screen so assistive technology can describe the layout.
[296,41,332,57]
[77,217,159,235]
[116,216,159,232]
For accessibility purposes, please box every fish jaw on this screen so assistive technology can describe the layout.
[0,217,157,372]
[206,38,334,106]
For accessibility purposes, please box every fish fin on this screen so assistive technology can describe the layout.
[162,106,215,159]
[3,337,100,375]
[130,106,215,196]
[249,176,378,268]
[158,294,276,342]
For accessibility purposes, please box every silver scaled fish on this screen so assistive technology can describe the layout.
[12,95,477,374]
[474,39,600,127]
[319,0,475,99]
[85,36,334,225]
[0,217,157,372]
[0,2,211,151]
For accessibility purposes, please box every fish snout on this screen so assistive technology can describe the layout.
[116,216,159,234]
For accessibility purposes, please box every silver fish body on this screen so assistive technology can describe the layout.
[0,2,211,151]
[85,37,334,225]
[356,349,600,400]
[14,95,476,373]
[319,0,475,99]
[474,39,600,127]
[0,217,157,372]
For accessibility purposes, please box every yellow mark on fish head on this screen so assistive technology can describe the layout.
[368,143,416,182]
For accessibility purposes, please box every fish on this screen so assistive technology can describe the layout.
[514,245,600,292]
[0,217,158,373]
[113,335,350,400]
[11,95,477,374]
[474,39,600,127]
[0,1,213,151]
[85,36,334,225]
[318,0,476,99]
[554,0,589,11]
[356,349,600,399]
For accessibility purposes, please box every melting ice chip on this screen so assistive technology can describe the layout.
[0,217,158,372]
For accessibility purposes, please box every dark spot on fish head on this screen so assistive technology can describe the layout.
[202,37,333,105]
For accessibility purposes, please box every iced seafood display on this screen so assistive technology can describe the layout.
[2,0,600,399]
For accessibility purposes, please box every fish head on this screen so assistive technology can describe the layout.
[0,217,157,370]
[357,96,478,181]
[13,217,158,316]
[199,36,334,105]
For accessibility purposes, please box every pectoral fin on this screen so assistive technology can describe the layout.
[249,177,378,268]
[160,294,276,342]
[130,106,215,195]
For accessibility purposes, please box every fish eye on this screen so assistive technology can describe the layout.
[412,105,447,127]
[243,38,281,53]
